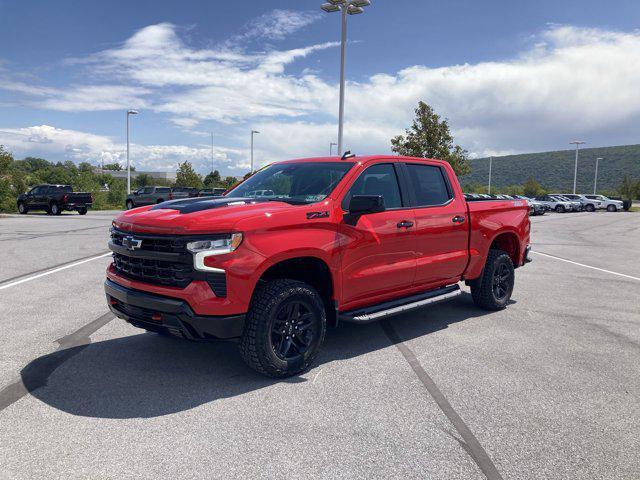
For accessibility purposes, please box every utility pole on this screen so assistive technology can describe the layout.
[211,132,214,174]
[569,140,585,194]
[594,157,603,194]
[126,109,139,194]
[250,130,259,174]
[330,142,337,156]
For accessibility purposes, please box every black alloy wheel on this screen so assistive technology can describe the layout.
[492,263,512,301]
[270,300,317,360]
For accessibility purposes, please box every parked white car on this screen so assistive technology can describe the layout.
[558,194,602,212]
[550,195,582,212]
[584,195,624,212]
[534,195,574,213]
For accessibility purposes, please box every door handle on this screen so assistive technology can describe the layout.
[452,216,465,224]
[397,220,414,229]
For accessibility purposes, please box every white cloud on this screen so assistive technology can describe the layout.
[0,125,244,173]
[4,22,640,171]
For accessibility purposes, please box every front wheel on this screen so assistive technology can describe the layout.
[239,279,326,378]
[126,200,134,210]
[607,204,617,212]
[555,205,565,213]
[470,249,515,311]
[17,202,28,214]
[585,204,595,212]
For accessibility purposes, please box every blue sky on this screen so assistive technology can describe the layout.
[1,0,640,175]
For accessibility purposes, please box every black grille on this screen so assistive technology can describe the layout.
[113,252,193,288]
[109,228,228,295]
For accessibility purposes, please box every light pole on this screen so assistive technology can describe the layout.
[126,109,138,195]
[321,0,371,156]
[569,140,585,194]
[488,156,493,194]
[330,142,337,156]
[211,132,219,174]
[594,157,603,194]
[250,130,259,174]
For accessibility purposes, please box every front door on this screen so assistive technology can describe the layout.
[339,162,416,309]
[404,162,469,287]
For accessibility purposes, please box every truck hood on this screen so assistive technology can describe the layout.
[114,197,298,234]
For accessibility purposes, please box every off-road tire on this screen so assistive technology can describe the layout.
[50,202,61,215]
[17,202,28,214]
[239,279,326,378]
[470,249,515,311]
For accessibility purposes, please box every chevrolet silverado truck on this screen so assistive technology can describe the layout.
[105,155,531,377]
[17,184,92,215]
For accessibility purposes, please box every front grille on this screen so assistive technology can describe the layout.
[113,252,192,288]
[109,228,228,295]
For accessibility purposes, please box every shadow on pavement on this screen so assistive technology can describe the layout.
[22,293,496,418]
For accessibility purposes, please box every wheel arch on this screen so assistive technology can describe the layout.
[255,255,337,327]
[489,230,521,267]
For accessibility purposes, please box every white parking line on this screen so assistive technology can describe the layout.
[0,252,112,291]
[532,251,640,282]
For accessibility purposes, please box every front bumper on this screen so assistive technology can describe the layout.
[105,279,245,340]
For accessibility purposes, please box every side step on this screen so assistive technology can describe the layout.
[339,284,461,324]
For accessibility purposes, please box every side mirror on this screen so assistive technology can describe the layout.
[348,195,385,214]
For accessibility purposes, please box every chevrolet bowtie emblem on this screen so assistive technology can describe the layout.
[122,236,143,251]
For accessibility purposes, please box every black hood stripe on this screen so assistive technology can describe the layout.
[151,197,267,214]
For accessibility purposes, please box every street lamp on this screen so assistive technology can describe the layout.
[321,0,371,156]
[330,142,337,156]
[126,109,139,195]
[594,157,603,194]
[569,140,585,194]
[250,130,259,174]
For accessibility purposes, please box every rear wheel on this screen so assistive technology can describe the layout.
[78,207,88,215]
[239,279,326,378]
[470,249,515,311]
[17,202,28,214]
[50,202,61,215]
[607,204,617,212]
[126,200,134,210]
[585,204,595,212]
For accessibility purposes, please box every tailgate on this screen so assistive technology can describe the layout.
[68,192,92,204]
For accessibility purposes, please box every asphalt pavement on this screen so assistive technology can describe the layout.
[0,209,638,479]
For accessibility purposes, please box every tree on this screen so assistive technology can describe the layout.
[243,171,253,180]
[522,177,545,198]
[619,174,637,200]
[175,161,203,189]
[204,170,222,188]
[135,173,153,187]
[391,101,471,176]
[103,163,122,171]
[0,146,12,176]
[223,176,238,189]
[78,162,94,173]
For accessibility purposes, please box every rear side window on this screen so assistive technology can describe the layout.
[342,163,403,210]
[406,164,452,206]
[142,187,153,194]
[157,187,171,193]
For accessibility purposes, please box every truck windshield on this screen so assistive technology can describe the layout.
[227,162,355,204]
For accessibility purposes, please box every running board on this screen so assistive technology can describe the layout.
[339,284,461,324]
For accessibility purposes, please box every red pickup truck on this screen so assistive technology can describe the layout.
[105,155,530,377]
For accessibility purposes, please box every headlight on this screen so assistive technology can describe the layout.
[188,233,243,272]
[187,233,243,255]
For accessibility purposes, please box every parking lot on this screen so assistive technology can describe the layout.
[0,210,639,479]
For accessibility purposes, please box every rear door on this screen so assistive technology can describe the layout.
[339,162,417,308]
[139,187,154,205]
[403,162,469,288]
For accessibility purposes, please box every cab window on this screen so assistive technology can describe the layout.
[405,164,452,206]
[342,163,403,210]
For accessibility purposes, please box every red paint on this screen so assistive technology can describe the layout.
[108,155,530,316]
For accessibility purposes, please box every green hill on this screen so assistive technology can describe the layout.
[460,144,640,193]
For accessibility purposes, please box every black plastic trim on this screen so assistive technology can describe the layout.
[105,279,244,340]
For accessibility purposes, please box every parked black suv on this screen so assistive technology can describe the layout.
[17,184,93,215]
